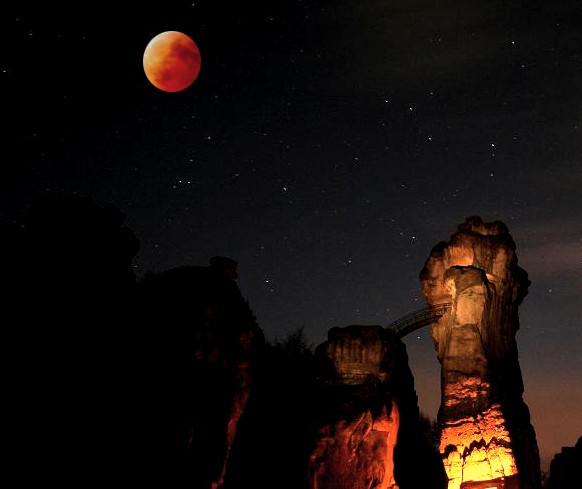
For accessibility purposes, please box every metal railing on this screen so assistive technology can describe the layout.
[387,303,451,338]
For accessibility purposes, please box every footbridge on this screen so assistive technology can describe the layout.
[387,303,451,338]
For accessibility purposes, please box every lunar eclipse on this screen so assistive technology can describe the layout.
[143,31,201,92]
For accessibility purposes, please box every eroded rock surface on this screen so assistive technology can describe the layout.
[420,216,541,489]
[307,325,446,489]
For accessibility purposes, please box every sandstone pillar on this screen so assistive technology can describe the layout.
[420,216,541,489]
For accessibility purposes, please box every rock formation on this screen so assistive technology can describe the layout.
[3,192,141,486]
[420,216,541,489]
[548,436,582,489]
[306,325,446,489]
[137,257,264,488]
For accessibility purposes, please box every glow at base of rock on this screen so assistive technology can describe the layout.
[440,405,518,489]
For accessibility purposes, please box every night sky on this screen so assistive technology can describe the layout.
[3,0,581,471]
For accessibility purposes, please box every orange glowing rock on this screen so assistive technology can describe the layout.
[308,402,400,489]
[307,326,410,489]
[420,217,541,489]
[440,405,518,489]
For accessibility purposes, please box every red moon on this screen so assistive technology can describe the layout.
[143,31,201,92]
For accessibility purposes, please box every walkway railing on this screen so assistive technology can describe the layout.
[387,303,451,338]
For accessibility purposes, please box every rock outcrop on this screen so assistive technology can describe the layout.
[548,436,582,489]
[3,192,140,486]
[420,216,541,489]
[307,325,446,489]
[137,257,264,488]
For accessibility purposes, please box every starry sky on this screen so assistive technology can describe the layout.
[3,0,581,471]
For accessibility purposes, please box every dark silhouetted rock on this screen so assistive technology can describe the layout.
[3,191,140,486]
[136,258,264,488]
[548,436,582,489]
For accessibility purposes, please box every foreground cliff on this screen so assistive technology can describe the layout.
[420,216,541,489]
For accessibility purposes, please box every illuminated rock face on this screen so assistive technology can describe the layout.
[309,402,401,489]
[306,325,443,489]
[420,216,541,489]
[307,326,402,489]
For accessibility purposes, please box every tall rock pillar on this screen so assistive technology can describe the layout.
[420,216,541,489]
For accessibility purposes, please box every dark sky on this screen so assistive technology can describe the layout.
[3,0,581,470]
